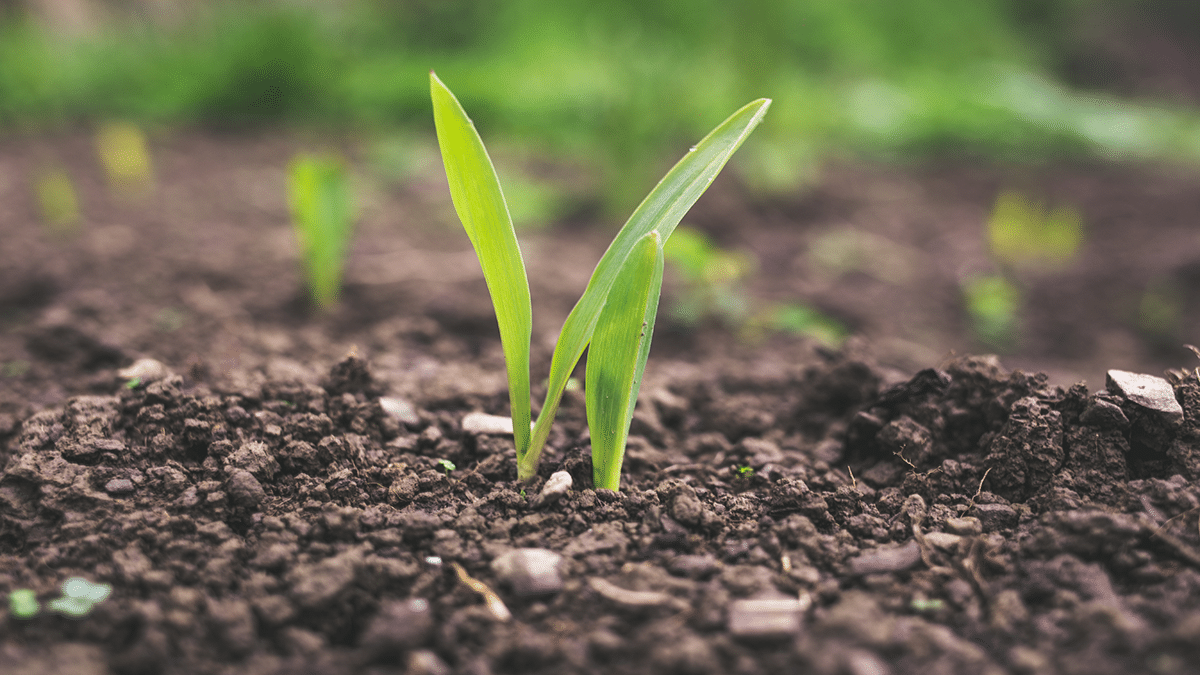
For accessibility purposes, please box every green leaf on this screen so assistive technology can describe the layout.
[525,97,771,476]
[586,231,664,491]
[430,72,533,464]
[288,154,354,309]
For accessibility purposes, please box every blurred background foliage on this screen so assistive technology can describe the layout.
[3,0,1200,206]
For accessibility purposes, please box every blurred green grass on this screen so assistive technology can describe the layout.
[3,0,1200,203]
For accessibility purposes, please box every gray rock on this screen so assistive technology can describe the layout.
[491,548,565,596]
[1106,370,1183,422]
[537,470,573,505]
[848,540,922,575]
[727,597,804,639]
[119,358,173,384]
[379,396,421,426]
[104,478,135,495]
[460,411,514,435]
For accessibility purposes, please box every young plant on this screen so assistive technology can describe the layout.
[288,153,355,310]
[431,72,768,489]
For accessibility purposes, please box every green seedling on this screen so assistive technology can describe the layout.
[95,122,154,197]
[437,458,457,474]
[35,166,81,233]
[963,274,1021,349]
[663,225,755,325]
[288,153,356,310]
[9,589,40,618]
[431,72,768,489]
[48,577,111,618]
[987,190,1083,269]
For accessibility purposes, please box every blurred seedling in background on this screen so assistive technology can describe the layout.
[95,122,154,198]
[663,226,756,325]
[1136,278,1186,344]
[8,577,112,619]
[987,190,1083,270]
[746,303,849,348]
[664,226,847,347]
[965,189,1084,349]
[288,153,356,310]
[34,165,81,235]
[8,588,39,618]
[432,72,768,490]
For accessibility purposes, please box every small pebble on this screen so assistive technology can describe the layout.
[727,597,804,639]
[848,540,922,575]
[378,397,421,426]
[118,358,172,384]
[461,411,515,435]
[944,517,983,536]
[538,471,573,504]
[491,549,565,596]
[104,478,135,495]
[1106,370,1183,423]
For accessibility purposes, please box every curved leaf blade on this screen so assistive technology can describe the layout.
[586,231,664,491]
[527,97,771,471]
[430,72,532,462]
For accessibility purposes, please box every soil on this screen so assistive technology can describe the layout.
[3,129,1200,675]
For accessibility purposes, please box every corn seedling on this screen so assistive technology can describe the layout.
[95,122,154,197]
[35,166,81,234]
[987,190,1083,270]
[431,72,768,489]
[963,274,1022,349]
[288,153,355,310]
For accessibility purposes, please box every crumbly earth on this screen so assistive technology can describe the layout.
[2,131,1200,674]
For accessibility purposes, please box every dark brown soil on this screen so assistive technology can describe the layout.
[3,130,1200,674]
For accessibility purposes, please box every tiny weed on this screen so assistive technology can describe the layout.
[431,72,768,489]
[288,153,355,310]
[35,166,81,233]
[95,122,154,197]
[437,458,456,474]
[8,589,39,618]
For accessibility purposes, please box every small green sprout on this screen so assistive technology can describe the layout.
[436,458,456,474]
[734,465,755,478]
[288,153,355,310]
[35,166,81,234]
[963,274,1021,349]
[431,72,769,490]
[124,377,142,390]
[987,190,1083,269]
[95,122,154,197]
[48,577,111,618]
[9,589,40,618]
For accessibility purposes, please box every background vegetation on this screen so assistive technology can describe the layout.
[3,0,1200,203]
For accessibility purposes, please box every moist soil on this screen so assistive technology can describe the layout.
[3,130,1200,675]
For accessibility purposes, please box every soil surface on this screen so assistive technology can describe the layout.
[3,130,1200,675]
